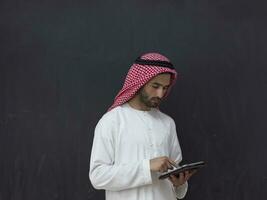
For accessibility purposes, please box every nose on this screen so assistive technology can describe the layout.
[156,88,165,99]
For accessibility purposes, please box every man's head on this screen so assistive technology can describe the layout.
[138,73,171,108]
[108,52,179,111]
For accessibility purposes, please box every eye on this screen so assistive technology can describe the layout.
[152,85,159,89]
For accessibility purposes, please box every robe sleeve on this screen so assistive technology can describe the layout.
[169,119,188,199]
[89,113,152,191]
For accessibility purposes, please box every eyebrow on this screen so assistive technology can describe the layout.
[151,82,170,87]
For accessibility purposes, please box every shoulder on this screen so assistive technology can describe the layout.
[94,106,124,138]
[155,109,175,125]
[96,105,128,128]
[97,106,122,125]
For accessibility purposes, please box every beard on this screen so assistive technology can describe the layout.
[139,89,162,108]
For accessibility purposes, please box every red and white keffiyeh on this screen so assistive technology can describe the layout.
[108,52,179,111]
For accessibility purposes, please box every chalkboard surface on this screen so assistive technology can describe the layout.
[1,0,267,199]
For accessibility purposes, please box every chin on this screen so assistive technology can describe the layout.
[149,103,160,108]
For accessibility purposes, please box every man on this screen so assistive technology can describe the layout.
[89,52,195,200]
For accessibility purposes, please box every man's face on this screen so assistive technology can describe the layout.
[138,73,171,108]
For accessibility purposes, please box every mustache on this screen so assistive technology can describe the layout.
[151,97,162,102]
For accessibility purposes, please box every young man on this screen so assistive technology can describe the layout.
[89,53,195,200]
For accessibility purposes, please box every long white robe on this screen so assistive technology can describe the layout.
[89,103,188,200]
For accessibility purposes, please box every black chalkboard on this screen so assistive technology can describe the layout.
[1,0,267,199]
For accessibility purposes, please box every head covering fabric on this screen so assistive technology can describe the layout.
[108,52,178,111]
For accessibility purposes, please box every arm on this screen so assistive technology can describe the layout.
[89,115,152,191]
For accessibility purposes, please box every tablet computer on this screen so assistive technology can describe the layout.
[158,161,206,180]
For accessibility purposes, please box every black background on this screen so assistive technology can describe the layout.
[1,0,267,199]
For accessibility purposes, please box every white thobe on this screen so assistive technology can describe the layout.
[89,103,188,200]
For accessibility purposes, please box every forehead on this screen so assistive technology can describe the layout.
[147,73,171,85]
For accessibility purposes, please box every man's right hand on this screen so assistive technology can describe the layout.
[150,156,177,173]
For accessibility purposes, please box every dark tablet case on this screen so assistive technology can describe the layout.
[158,161,206,180]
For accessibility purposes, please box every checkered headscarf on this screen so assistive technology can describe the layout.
[108,52,178,111]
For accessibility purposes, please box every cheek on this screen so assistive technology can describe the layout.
[147,88,157,97]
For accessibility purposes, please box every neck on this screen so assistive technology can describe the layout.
[128,96,151,111]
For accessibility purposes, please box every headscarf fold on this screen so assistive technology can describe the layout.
[108,52,178,111]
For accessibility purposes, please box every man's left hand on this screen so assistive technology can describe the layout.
[168,170,197,187]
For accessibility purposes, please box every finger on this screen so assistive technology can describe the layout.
[178,172,185,181]
[169,175,177,183]
[160,164,168,172]
[186,170,197,178]
[161,164,168,172]
[166,162,173,170]
[190,169,198,175]
[172,173,185,186]
[170,174,178,181]
[163,167,168,172]
[185,170,197,181]
[168,175,176,184]
[184,171,190,180]
[168,159,178,168]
